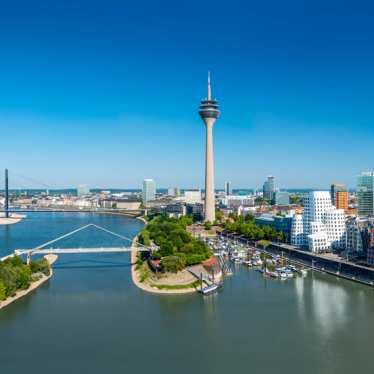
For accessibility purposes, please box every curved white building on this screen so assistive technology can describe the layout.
[291,191,346,253]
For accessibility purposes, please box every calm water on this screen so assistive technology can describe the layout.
[1,213,374,374]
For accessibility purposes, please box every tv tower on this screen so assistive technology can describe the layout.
[199,72,220,222]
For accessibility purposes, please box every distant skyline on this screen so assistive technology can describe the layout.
[1,1,374,189]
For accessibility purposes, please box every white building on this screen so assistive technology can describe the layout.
[142,179,156,203]
[77,184,90,196]
[291,191,346,253]
[184,190,202,204]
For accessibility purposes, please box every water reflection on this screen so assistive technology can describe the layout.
[295,273,349,337]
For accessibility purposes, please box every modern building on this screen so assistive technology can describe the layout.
[186,203,204,221]
[224,181,232,196]
[335,191,349,212]
[263,176,276,201]
[184,190,202,204]
[77,184,90,196]
[345,216,366,257]
[291,191,346,253]
[273,191,290,205]
[357,172,374,216]
[255,214,293,243]
[330,182,346,206]
[199,72,220,222]
[142,179,156,203]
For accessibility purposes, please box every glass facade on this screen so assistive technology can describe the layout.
[142,179,156,203]
[357,173,374,216]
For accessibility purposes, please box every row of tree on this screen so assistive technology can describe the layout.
[138,215,212,272]
[0,256,50,300]
[224,214,285,242]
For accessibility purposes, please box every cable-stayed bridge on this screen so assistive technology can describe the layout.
[12,223,152,263]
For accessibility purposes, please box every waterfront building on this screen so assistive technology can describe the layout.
[255,214,293,243]
[142,179,156,203]
[184,190,202,204]
[330,182,346,206]
[345,216,366,257]
[199,72,220,222]
[357,172,374,216]
[273,191,290,205]
[291,191,346,253]
[263,176,276,201]
[224,181,232,196]
[77,184,90,196]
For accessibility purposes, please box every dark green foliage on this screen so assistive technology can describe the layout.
[161,256,186,273]
[29,258,50,276]
[142,215,212,271]
[0,256,48,299]
[224,216,284,242]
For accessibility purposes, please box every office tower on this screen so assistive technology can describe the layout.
[142,179,156,203]
[291,191,346,253]
[335,191,349,211]
[77,184,90,196]
[273,191,290,205]
[199,72,220,222]
[263,176,276,201]
[330,182,346,206]
[224,181,232,196]
[357,172,374,216]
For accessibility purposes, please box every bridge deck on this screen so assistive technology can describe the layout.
[15,247,150,255]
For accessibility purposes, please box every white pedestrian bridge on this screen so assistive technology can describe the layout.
[12,223,152,260]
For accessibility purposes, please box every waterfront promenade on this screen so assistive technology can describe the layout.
[222,232,374,286]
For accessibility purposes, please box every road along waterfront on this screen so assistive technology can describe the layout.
[1,212,374,374]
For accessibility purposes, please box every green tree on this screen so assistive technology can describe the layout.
[161,256,186,273]
[0,280,6,300]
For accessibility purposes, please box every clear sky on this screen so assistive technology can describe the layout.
[1,0,374,190]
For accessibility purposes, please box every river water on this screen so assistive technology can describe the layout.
[0,212,373,374]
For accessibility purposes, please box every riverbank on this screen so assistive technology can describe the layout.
[0,213,26,225]
[130,236,198,295]
[0,254,58,310]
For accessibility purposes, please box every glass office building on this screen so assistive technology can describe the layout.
[357,172,374,216]
[142,179,156,203]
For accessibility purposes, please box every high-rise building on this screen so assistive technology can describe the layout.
[357,172,374,216]
[142,179,156,203]
[263,176,276,201]
[291,191,346,253]
[77,184,90,196]
[224,181,232,196]
[330,182,346,206]
[335,191,349,212]
[199,72,220,222]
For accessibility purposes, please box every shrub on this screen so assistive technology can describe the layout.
[161,256,186,273]
[29,258,50,276]
[0,281,6,300]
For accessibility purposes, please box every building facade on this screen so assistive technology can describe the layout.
[273,191,290,205]
[335,191,349,212]
[291,191,346,253]
[330,182,346,207]
[357,172,374,216]
[224,181,232,196]
[142,179,156,203]
[263,176,276,201]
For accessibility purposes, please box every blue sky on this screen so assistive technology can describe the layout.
[1,0,374,190]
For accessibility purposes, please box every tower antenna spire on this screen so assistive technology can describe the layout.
[207,71,212,100]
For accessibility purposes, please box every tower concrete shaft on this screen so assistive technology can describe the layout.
[199,72,220,222]
[204,117,216,222]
